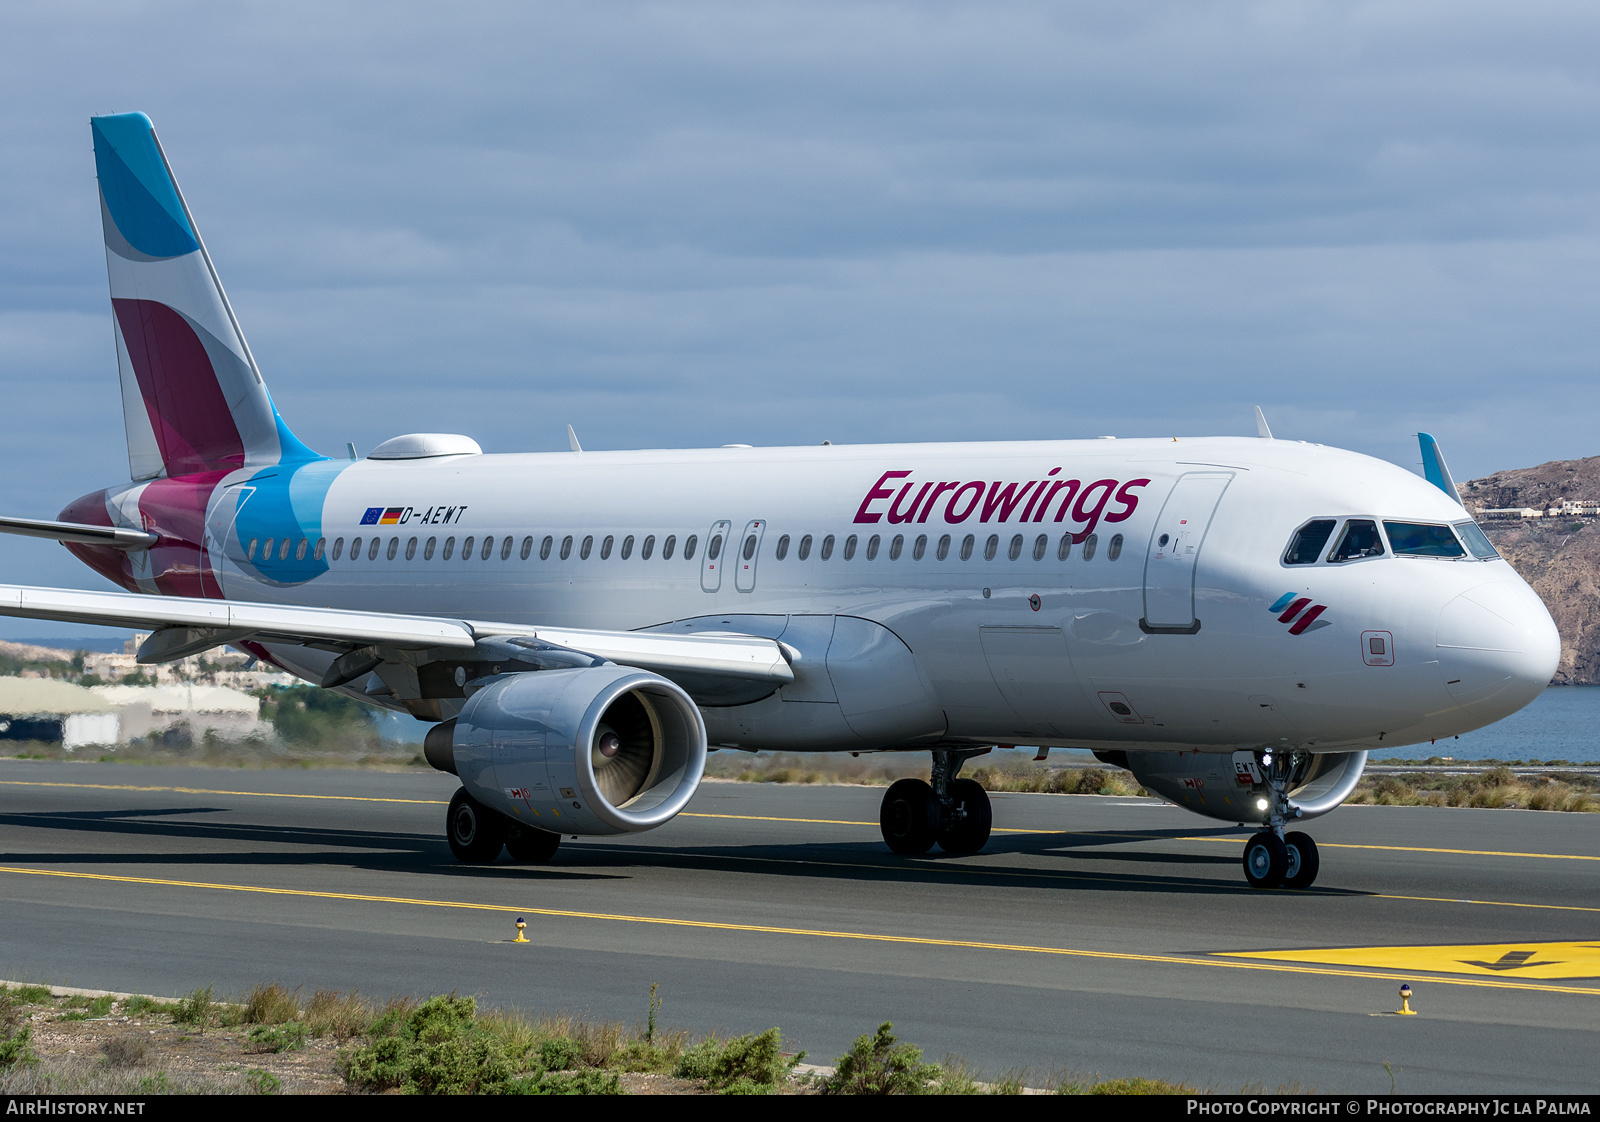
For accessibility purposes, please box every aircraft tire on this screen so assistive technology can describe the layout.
[1282,831,1320,889]
[880,778,939,855]
[1241,830,1288,888]
[937,778,992,855]
[447,788,506,864]
[505,828,562,864]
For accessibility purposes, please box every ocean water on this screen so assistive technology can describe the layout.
[1411,686,1600,764]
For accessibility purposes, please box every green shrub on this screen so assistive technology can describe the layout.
[824,1023,940,1095]
[537,1037,583,1071]
[674,1028,801,1093]
[341,994,624,1096]
[248,1022,310,1053]
[245,1069,282,1095]
[173,985,217,1030]
[123,995,177,1017]
[1,1023,38,1071]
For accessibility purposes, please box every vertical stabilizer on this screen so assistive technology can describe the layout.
[92,113,316,479]
[1417,432,1462,504]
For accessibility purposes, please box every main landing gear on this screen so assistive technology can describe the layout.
[879,749,993,856]
[446,788,562,865]
[1240,750,1320,889]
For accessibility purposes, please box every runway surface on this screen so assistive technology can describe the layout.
[1,758,1597,1093]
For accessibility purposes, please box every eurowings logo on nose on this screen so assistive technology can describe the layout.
[1270,592,1331,635]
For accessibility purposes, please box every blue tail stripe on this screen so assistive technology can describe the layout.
[91,113,199,259]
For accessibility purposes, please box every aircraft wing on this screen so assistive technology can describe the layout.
[0,583,795,685]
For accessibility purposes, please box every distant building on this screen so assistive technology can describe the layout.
[0,678,120,750]
[90,684,269,743]
[1476,501,1600,521]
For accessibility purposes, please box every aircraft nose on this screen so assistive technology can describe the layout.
[1436,580,1560,725]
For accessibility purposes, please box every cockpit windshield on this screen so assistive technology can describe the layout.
[1454,520,1501,559]
[1384,522,1466,558]
[1329,519,1384,562]
[1283,520,1336,565]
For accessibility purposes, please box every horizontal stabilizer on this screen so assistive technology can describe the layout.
[0,515,157,550]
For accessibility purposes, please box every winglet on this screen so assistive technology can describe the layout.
[567,425,583,453]
[1254,406,1273,440]
[1418,432,1461,503]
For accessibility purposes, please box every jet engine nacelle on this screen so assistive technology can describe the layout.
[1103,749,1367,825]
[425,666,707,836]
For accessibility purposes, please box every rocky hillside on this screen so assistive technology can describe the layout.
[1462,455,1600,684]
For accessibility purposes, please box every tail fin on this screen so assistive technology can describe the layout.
[91,112,317,479]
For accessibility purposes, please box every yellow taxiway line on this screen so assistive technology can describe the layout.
[0,862,1597,997]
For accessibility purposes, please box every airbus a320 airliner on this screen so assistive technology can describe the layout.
[0,113,1560,889]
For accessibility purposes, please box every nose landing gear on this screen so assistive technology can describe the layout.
[1240,749,1321,889]
[878,748,994,856]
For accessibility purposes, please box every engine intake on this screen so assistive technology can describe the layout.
[435,666,706,835]
[1115,749,1367,825]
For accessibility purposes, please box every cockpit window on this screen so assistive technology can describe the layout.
[1329,519,1384,562]
[1454,520,1500,560]
[1384,522,1466,558]
[1283,520,1336,565]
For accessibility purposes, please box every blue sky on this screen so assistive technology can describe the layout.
[2,2,1598,640]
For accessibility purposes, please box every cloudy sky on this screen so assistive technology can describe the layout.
[2,2,1598,639]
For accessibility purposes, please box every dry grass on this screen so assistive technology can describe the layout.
[705,751,1150,798]
[1349,766,1600,812]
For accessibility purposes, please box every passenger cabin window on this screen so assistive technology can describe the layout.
[641,535,655,560]
[1284,520,1336,565]
[775,534,790,560]
[331,537,343,561]
[1057,534,1071,561]
[540,535,552,560]
[663,535,677,560]
[1384,522,1466,558]
[620,535,633,560]
[425,537,436,560]
[843,534,858,560]
[913,534,927,560]
[1032,534,1048,561]
[367,537,380,560]
[683,535,698,561]
[936,534,951,560]
[443,536,455,560]
[1455,521,1499,559]
[820,534,835,560]
[1329,519,1384,562]
[521,536,534,560]
[405,538,417,561]
[1082,533,1097,560]
[1107,533,1123,561]
[797,534,812,560]
[889,534,903,560]
[600,535,613,560]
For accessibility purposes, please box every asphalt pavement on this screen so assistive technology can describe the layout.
[1,758,1597,1093]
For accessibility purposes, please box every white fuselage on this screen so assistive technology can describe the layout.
[163,435,1556,756]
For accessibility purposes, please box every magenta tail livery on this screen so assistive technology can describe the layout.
[0,114,1560,889]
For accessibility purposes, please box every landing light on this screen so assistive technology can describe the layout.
[1256,798,1269,811]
